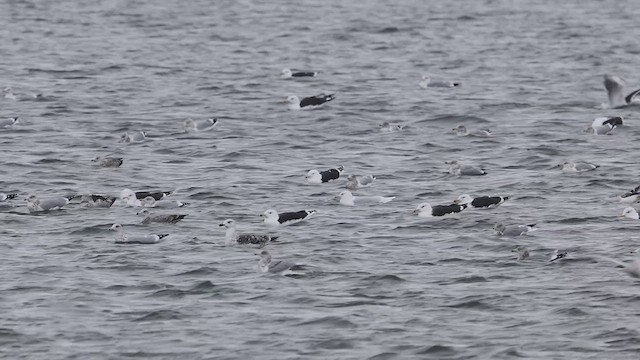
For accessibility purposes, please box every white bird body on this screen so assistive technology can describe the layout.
[337,190,394,206]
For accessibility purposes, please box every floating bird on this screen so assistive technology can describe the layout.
[452,125,491,137]
[26,194,72,212]
[183,118,218,133]
[2,87,16,100]
[305,166,344,183]
[258,250,306,274]
[378,122,404,132]
[141,196,188,208]
[453,194,508,209]
[512,246,530,260]
[261,209,316,226]
[109,223,168,244]
[446,160,487,176]
[0,117,18,128]
[137,208,187,224]
[603,75,640,108]
[286,94,335,110]
[0,193,17,202]
[119,189,172,205]
[346,174,376,190]
[118,131,146,143]
[281,68,318,78]
[549,250,568,262]
[585,116,623,135]
[337,190,394,206]
[219,219,278,246]
[493,223,536,236]
[79,194,116,208]
[413,202,467,217]
[621,207,639,220]
[2,87,40,100]
[558,161,599,173]
[91,156,123,168]
[419,74,461,89]
[619,185,640,203]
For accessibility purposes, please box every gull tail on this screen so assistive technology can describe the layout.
[157,234,170,240]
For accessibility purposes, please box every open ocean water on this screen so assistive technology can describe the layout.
[1,0,640,358]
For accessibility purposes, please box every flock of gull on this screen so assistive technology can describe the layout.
[2,71,640,276]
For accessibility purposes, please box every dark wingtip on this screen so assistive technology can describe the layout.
[527,223,536,228]
[6,193,18,199]
[158,234,169,239]
[504,196,509,200]
[270,236,279,242]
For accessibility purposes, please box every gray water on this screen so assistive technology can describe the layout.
[1,0,640,359]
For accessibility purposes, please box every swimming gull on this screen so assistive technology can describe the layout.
[493,223,536,236]
[585,116,623,135]
[281,68,318,78]
[621,207,639,220]
[109,223,168,244]
[120,189,172,204]
[261,209,316,226]
[0,117,18,128]
[305,166,344,183]
[286,94,335,110]
[619,185,640,203]
[558,161,599,173]
[79,194,117,208]
[337,190,395,206]
[549,250,568,262]
[137,208,187,224]
[452,125,491,137]
[91,156,123,168]
[26,194,72,212]
[2,87,16,100]
[446,160,487,176]
[183,118,218,133]
[413,202,467,217]
[2,87,41,101]
[0,193,17,202]
[346,174,376,190]
[219,219,278,246]
[419,74,461,89]
[258,250,306,274]
[379,122,404,132]
[603,75,640,108]
[453,194,509,209]
[512,246,530,260]
[118,131,147,143]
[141,196,188,208]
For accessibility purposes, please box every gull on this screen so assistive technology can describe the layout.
[419,74,461,89]
[118,131,146,143]
[109,223,168,244]
[446,160,487,176]
[603,75,640,108]
[281,68,318,78]
[512,246,530,260]
[219,219,278,246]
[549,250,568,262]
[585,116,623,135]
[119,189,172,207]
[305,166,344,183]
[26,194,71,212]
[346,174,376,190]
[378,122,404,132]
[452,125,491,137]
[137,208,187,224]
[183,118,218,133]
[0,117,18,128]
[258,250,306,274]
[337,190,394,206]
[453,194,508,209]
[286,94,335,110]
[558,161,599,173]
[413,202,467,217]
[619,185,640,203]
[0,193,17,202]
[141,196,188,208]
[91,156,123,168]
[621,207,639,220]
[493,223,536,236]
[260,209,316,226]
